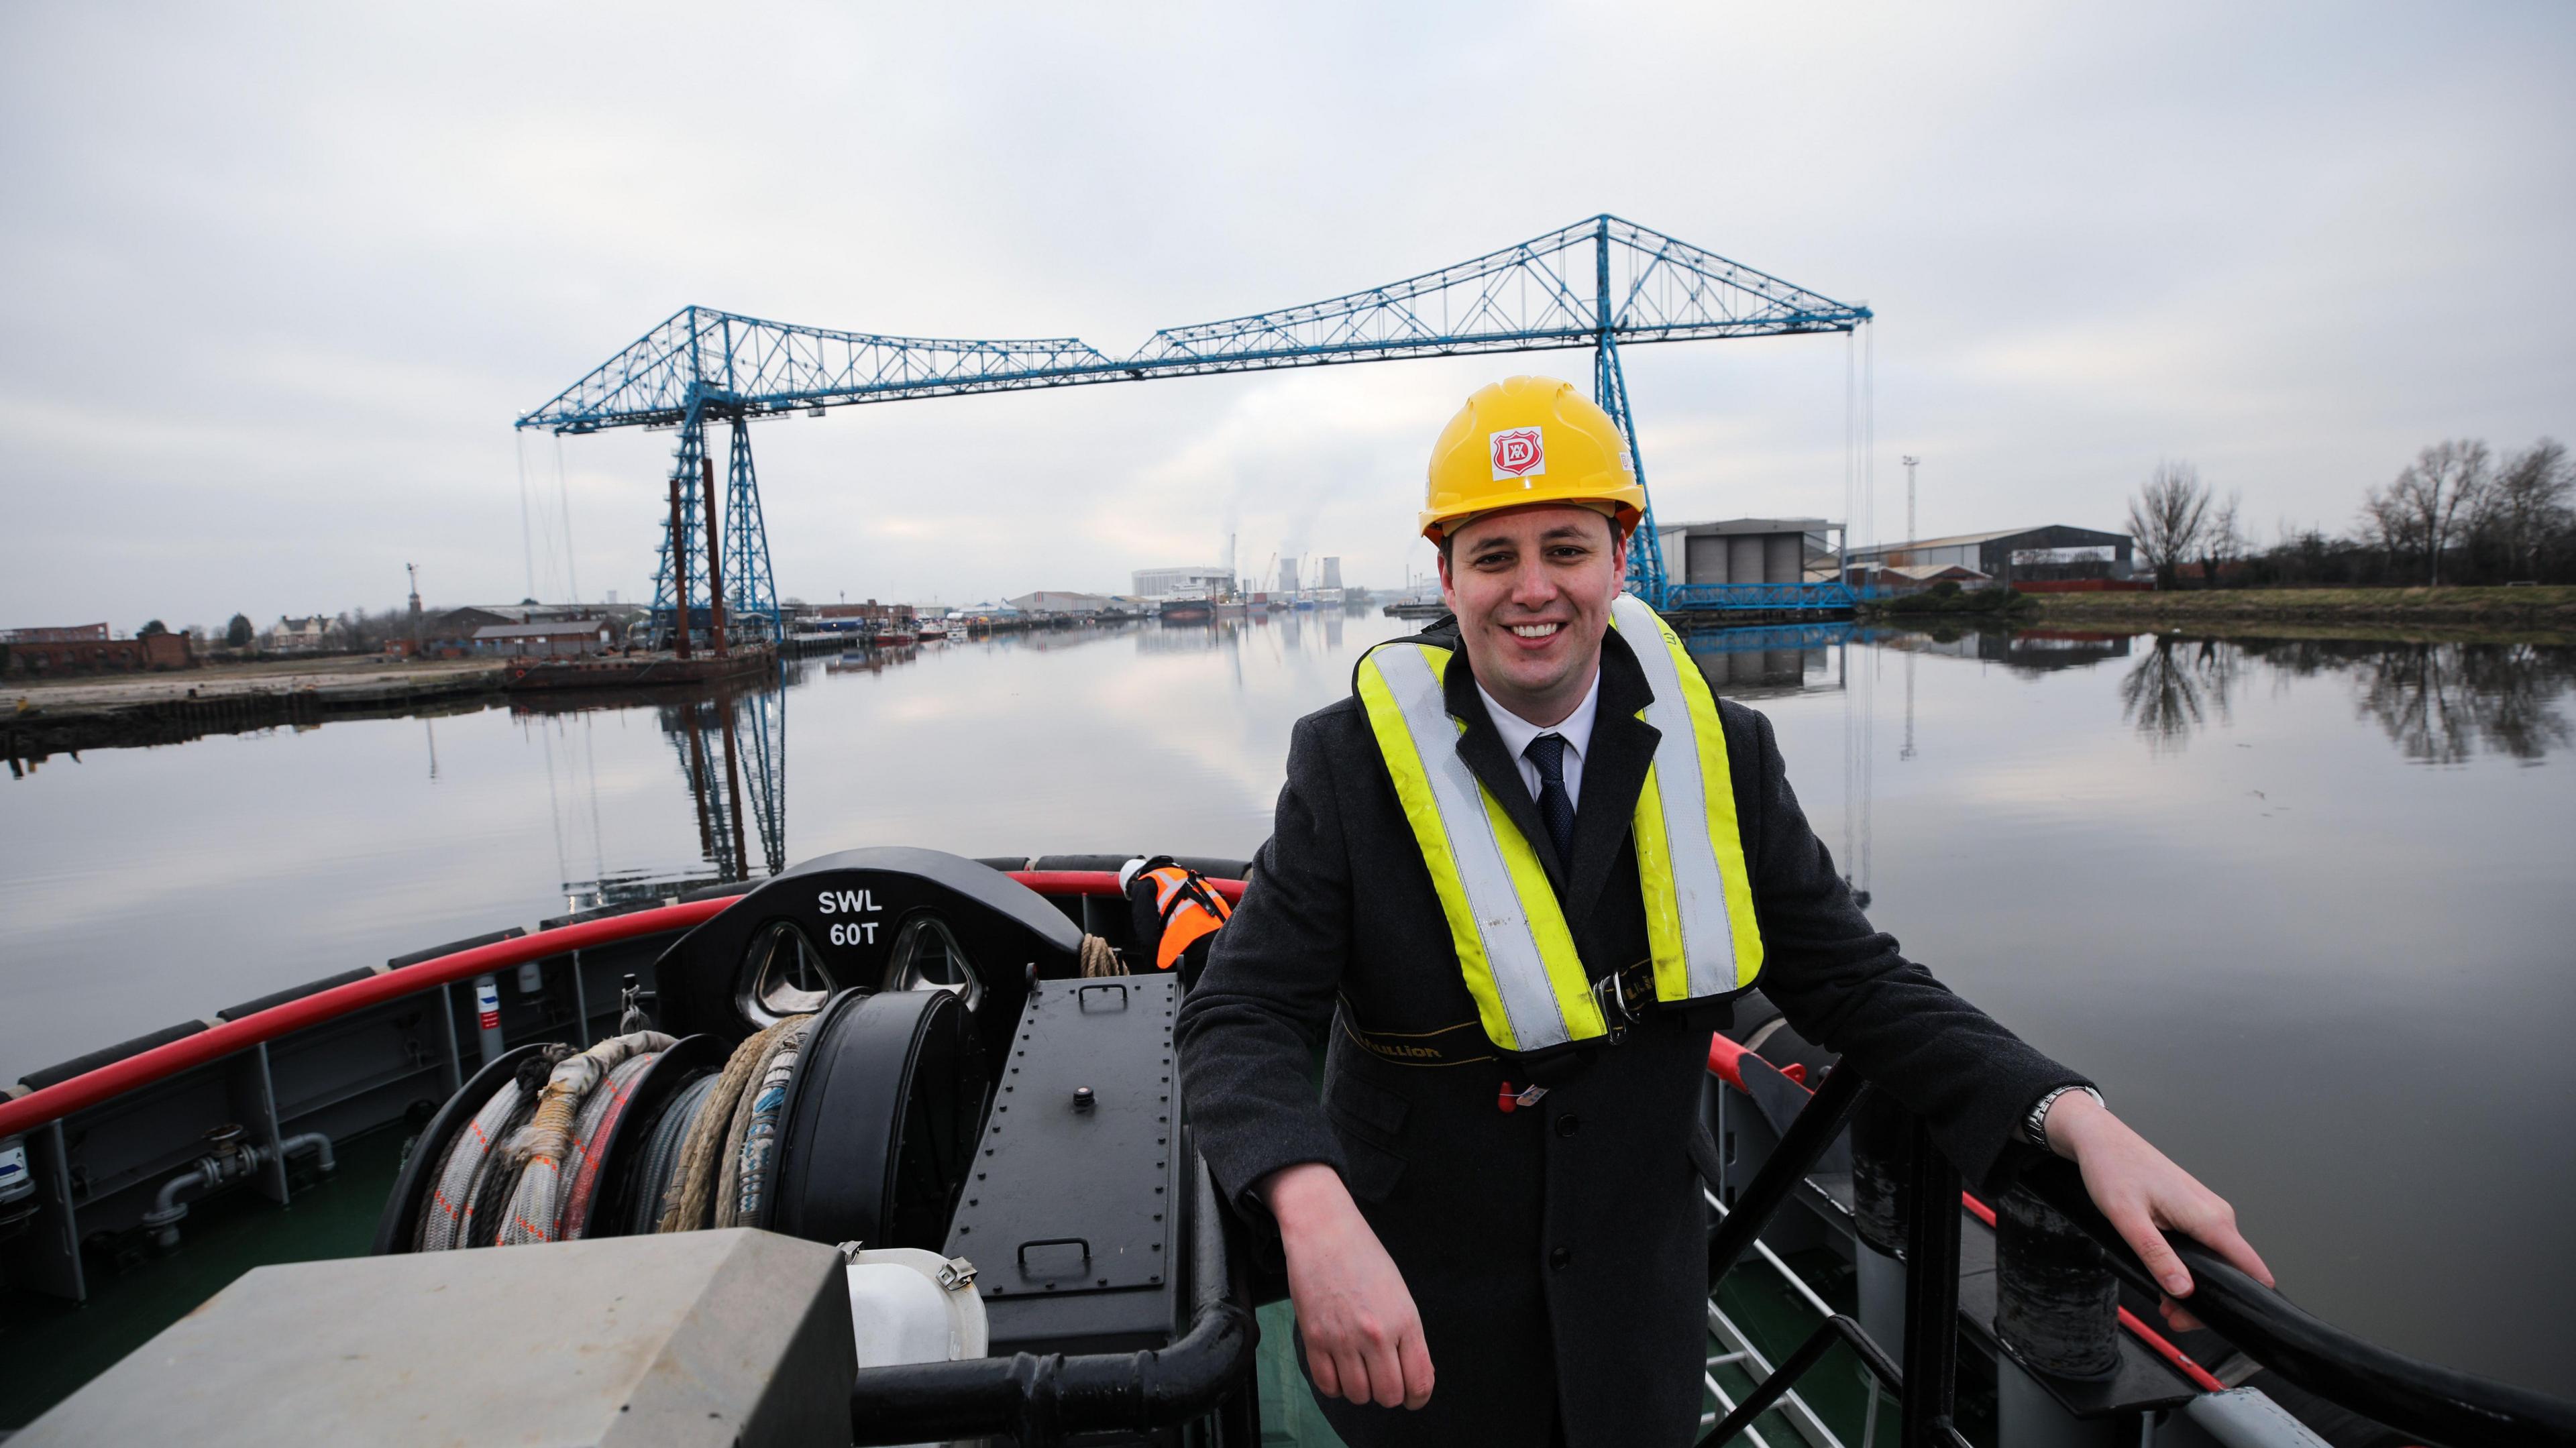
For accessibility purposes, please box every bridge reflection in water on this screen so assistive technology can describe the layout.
[510,669,791,915]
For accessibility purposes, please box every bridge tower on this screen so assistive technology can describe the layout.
[1591,216,1668,603]
[647,398,783,651]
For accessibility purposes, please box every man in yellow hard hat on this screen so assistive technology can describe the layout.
[1175,376,2273,1447]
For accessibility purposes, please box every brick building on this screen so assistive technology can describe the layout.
[3,624,196,676]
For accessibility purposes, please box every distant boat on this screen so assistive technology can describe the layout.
[1157,590,1214,622]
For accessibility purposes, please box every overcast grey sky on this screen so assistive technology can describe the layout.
[3,1,2569,630]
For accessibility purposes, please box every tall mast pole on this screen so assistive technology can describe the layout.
[1901,455,1920,564]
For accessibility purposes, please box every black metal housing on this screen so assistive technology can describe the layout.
[765,987,983,1251]
[949,974,1187,1357]
[851,1158,1256,1447]
[651,847,1081,1062]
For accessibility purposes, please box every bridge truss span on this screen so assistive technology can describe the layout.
[517,214,1871,639]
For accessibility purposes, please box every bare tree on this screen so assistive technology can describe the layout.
[2197,490,2245,587]
[2382,439,2492,586]
[2357,481,2418,577]
[2478,439,2572,581]
[2126,460,2210,590]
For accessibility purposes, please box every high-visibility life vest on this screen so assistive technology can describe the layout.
[1352,593,1764,1056]
[1136,861,1233,973]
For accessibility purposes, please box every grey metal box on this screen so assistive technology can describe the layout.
[16,1228,855,1447]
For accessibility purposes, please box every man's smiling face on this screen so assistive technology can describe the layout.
[1436,503,1627,726]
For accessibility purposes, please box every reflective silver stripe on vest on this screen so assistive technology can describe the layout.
[1611,592,1739,999]
[1369,643,1571,1052]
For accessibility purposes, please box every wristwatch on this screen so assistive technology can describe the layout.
[2023,1084,2104,1148]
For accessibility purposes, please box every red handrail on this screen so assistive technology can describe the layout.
[1014,870,1246,904]
[0,899,731,1140]
[0,870,1237,1141]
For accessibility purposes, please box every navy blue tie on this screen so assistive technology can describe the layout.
[1523,733,1576,866]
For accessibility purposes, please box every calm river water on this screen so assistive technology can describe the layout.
[5,612,2572,1389]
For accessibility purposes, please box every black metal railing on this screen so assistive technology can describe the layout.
[847,1156,1258,1446]
[1699,1062,2576,1448]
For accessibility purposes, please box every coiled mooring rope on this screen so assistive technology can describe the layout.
[627,1070,718,1237]
[715,1025,806,1228]
[657,1015,810,1235]
[496,1032,676,1246]
[1080,934,1124,977]
[558,1050,658,1240]
[415,1044,573,1252]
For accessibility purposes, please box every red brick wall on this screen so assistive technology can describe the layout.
[3,632,197,675]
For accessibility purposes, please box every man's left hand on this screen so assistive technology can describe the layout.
[2045,1091,2275,1331]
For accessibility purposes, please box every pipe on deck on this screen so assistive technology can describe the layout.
[138,1131,337,1251]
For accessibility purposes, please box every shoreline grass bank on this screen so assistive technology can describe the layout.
[2029,585,2576,632]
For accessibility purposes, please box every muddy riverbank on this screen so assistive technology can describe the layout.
[5,657,506,759]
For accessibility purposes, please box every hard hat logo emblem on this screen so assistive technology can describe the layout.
[1489,427,1546,483]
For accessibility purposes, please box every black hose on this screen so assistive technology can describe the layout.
[848,1156,1258,1446]
[2018,1158,2576,1448]
[629,1072,718,1237]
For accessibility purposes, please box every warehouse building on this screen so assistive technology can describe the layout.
[1132,566,1234,598]
[1844,525,2135,584]
[472,620,614,658]
[1654,518,1842,587]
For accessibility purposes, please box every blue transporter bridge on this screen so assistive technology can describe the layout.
[513,216,1877,631]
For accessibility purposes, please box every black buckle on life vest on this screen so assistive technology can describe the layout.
[1591,958,1659,1043]
[1591,970,1635,1044]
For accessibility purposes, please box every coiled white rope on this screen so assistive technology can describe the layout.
[498,1032,675,1245]
[415,1044,572,1251]
[559,1051,658,1239]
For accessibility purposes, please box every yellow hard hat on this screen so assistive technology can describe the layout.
[1420,376,1644,543]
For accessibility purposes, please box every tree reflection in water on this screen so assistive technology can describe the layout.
[2119,635,2243,750]
[2119,634,2576,763]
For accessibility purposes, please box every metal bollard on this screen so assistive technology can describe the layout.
[1848,1086,1912,1258]
[1996,1184,2120,1378]
[1847,1087,1913,1352]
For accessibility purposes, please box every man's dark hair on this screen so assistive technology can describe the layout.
[1435,509,1622,567]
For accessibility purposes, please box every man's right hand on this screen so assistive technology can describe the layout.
[1260,1162,1436,1410]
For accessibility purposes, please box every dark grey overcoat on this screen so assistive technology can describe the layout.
[1173,620,2087,1448]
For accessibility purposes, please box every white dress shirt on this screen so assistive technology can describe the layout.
[1476,669,1603,810]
